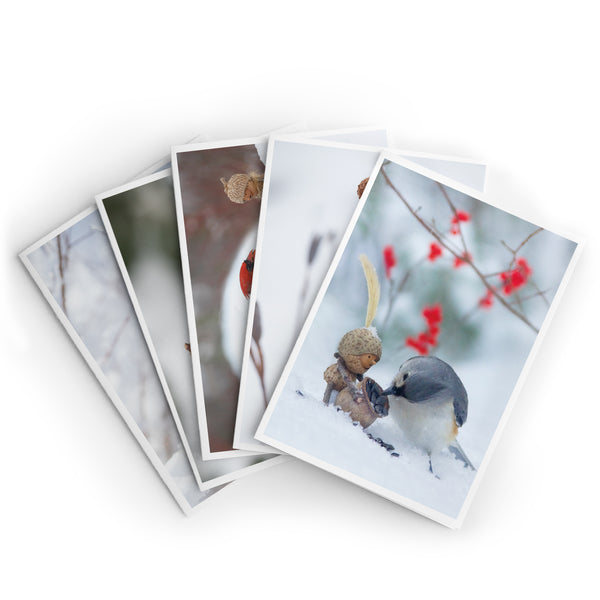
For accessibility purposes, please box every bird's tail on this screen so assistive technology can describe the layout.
[449,440,476,471]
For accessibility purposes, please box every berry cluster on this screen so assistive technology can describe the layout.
[405,303,443,355]
[428,242,442,262]
[499,257,532,295]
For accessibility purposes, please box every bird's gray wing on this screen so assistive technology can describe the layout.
[404,372,447,403]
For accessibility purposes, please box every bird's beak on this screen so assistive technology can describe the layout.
[382,384,402,396]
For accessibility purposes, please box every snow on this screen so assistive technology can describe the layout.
[366,326,380,340]
[266,380,475,519]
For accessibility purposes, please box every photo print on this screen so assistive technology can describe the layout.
[20,209,223,514]
[172,137,272,458]
[256,153,581,527]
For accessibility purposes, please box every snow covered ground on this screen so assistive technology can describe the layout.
[262,297,477,520]
[269,381,476,519]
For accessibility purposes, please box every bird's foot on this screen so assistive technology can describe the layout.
[428,457,441,479]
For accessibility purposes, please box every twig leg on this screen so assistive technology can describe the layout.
[323,383,334,405]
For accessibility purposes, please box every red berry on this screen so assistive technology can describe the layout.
[428,242,443,262]
[382,245,396,279]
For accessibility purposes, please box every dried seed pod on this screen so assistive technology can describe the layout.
[220,172,264,203]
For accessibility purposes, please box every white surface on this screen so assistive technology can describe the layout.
[1,1,598,598]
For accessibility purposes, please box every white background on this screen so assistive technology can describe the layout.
[1,2,598,598]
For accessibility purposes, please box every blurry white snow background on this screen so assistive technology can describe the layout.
[26,210,213,509]
[261,159,577,520]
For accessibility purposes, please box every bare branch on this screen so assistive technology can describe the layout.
[333,354,365,403]
[509,287,552,305]
[381,166,539,334]
[381,256,425,331]
[437,181,468,254]
[502,227,544,260]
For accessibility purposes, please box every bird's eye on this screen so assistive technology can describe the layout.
[402,373,409,381]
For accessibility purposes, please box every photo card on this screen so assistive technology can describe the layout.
[171,129,388,459]
[172,136,273,459]
[236,136,487,453]
[256,152,581,528]
[96,170,286,489]
[20,208,224,514]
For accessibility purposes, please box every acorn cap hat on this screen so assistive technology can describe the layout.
[338,327,382,358]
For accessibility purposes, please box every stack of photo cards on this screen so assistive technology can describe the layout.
[19,126,581,527]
